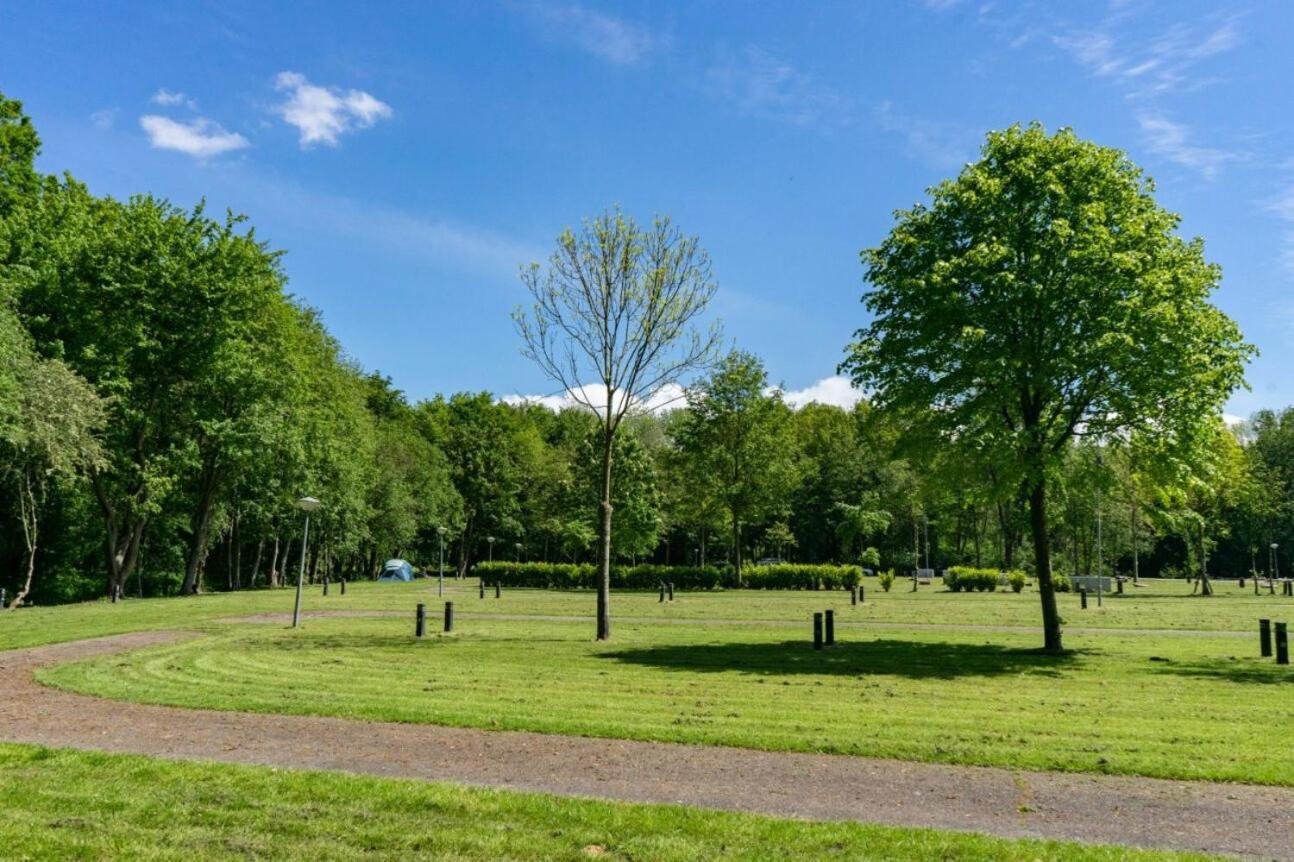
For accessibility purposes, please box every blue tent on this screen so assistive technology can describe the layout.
[378,559,414,582]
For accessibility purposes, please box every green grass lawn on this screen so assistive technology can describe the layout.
[3,575,1287,652]
[42,613,1294,786]
[0,743,1216,861]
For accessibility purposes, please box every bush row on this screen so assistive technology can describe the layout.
[944,566,1026,593]
[473,561,863,591]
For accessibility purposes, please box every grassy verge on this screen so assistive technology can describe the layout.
[42,616,1294,785]
[2,576,1284,652]
[0,743,1214,861]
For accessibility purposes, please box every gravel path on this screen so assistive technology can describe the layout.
[2,632,1291,858]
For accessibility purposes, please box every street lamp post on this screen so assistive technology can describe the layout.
[437,526,446,597]
[515,542,522,563]
[487,536,495,563]
[1272,543,1280,583]
[292,496,321,628]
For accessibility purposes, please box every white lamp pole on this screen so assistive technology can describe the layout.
[487,535,495,563]
[437,526,446,597]
[292,496,321,629]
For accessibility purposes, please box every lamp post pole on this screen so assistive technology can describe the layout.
[1273,543,1280,582]
[515,542,522,563]
[1096,450,1104,608]
[292,497,321,629]
[487,536,495,563]
[437,526,446,597]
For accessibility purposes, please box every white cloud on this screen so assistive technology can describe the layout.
[151,88,196,109]
[139,115,249,159]
[90,108,117,130]
[527,3,659,66]
[1267,184,1294,277]
[1137,113,1236,180]
[706,45,852,128]
[274,71,392,147]
[502,383,686,414]
[1223,413,1244,427]
[874,102,973,170]
[1055,17,1241,100]
[781,376,865,410]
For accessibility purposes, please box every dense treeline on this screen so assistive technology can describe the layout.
[0,94,1289,608]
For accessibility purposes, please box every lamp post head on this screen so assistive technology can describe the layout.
[437,525,446,537]
[1273,543,1280,550]
[488,536,495,544]
[297,496,321,512]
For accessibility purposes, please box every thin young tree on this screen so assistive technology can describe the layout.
[515,209,720,640]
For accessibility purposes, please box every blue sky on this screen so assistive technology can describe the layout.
[3,0,1292,416]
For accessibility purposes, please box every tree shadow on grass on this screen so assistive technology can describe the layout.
[601,638,1081,680]
[1146,656,1294,685]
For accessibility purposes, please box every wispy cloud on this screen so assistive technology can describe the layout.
[1055,16,1241,100]
[151,88,196,110]
[706,45,852,128]
[1137,112,1237,180]
[274,72,392,148]
[1267,184,1294,277]
[139,115,249,159]
[90,108,117,130]
[874,102,973,171]
[524,3,660,66]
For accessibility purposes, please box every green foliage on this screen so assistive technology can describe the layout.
[1007,570,1027,593]
[741,563,862,590]
[476,561,729,591]
[878,568,895,591]
[944,567,1001,593]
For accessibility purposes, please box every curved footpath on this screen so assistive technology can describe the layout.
[2,632,1291,860]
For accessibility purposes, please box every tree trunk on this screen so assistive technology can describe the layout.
[1028,477,1063,653]
[269,535,281,587]
[250,538,265,588]
[181,458,223,595]
[731,514,743,585]
[596,425,614,641]
[11,470,40,610]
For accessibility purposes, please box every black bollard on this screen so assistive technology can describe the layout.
[495,581,501,599]
[659,583,665,603]
[859,584,864,604]
[1240,578,1246,588]
[444,601,455,632]
[825,609,835,645]
[340,578,346,595]
[1080,589,1087,609]
[1277,623,1290,665]
[1117,579,1124,595]
[668,582,674,602]
[813,612,823,650]
[479,580,485,599]
[323,577,329,596]
[1260,619,1272,658]
[850,586,857,607]
[415,603,426,638]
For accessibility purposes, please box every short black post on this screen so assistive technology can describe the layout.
[415,603,426,638]
[1277,622,1289,665]
[494,581,501,599]
[479,580,485,599]
[1116,579,1124,595]
[667,582,674,602]
[813,612,823,650]
[858,584,865,604]
[340,578,347,595]
[850,586,857,607]
[1080,589,1088,609]
[1260,619,1272,657]
[111,585,117,604]
[825,609,835,645]
[323,577,329,596]
[1240,578,1246,588]
[444,601,455,632]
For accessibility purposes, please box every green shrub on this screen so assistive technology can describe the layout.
[1007,570,1026,593]
[1051,573,1072,593]
[944,566,1000,593]
[473,561,861,591]
[878,569,895,592]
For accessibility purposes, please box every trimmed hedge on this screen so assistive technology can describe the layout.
[473,561,862,591]
[945,566,1004,593]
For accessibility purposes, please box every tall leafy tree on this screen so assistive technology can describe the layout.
[672,350,800,582]
[514,209,720,639]
[842,123,1252,652]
